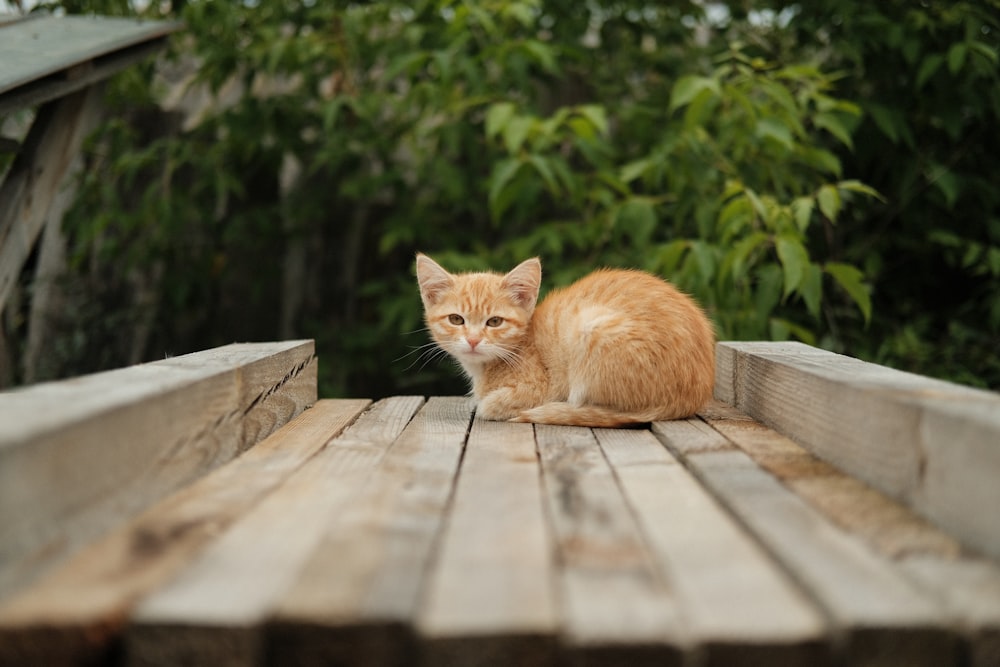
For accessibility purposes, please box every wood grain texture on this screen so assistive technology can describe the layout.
[901,557,1000,667]
[598,426,828,667]
[701,401,1000,665]
[0,15,180,96]
[268,397,473,667]
[660,444,957,666]
[715,341,1000,561]
[418,418,557,666]
[0,84,103,314]
[125,396,424,667]
[535,425,684,666]
[0,399,368,667]
[0,341,316,599]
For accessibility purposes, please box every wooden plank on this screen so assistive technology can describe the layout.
[0,399,368,666]
[534,425,685,666]
[0,84,103,314]
[0,340,316,598]
[417,418,557,666]
[158,341,318,449]
[715,341,1000,560]
[21,144,79,383]
[655,417,957,666]
[705,403,962,559]
[268,397,473,666]
[702,401,1000,664]
[125,396,424,667]
[597,427,828,667]
[0,15,180,95]
[0,38,170,117]
[902,557,1000,667]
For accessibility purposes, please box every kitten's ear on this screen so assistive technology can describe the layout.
[502,257,542,311]
[416,253,454,306]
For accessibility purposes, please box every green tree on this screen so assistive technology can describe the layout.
[8,0,995,396]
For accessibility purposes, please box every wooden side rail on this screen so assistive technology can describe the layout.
[0,340,316,598]
[715,341,1000,561]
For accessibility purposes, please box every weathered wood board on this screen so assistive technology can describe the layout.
[0,85,103,315]
[269,397,473,666]
[535,425,685,665]
[699,399,1000,667]
[656,419,957,666]
[126,396,425,666]
[0,15,180,111]
[715,341,1000,561]
[0,340,316,598]
[0,398,367,666]
[596,427,827,667]
[417,418,558,666]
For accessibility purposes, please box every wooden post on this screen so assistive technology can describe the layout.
[0,84,103,320]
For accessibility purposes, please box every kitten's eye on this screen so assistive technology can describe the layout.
[448,314,464,325]
[486,316,504,327]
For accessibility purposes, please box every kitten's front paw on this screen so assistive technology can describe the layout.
[477,389,522,421]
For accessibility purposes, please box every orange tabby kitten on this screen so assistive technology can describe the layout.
[416,253,715,427]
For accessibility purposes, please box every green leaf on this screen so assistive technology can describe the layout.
[817,185,842,223]
[502,115,534,154]
[657,239,689,275]
[620,158,651,183]
[799,147,842,177]
[815,112,854,149]
[769,318,816,345]
[485,102,516,140]
[837,179,886,202]
[800,262,823,318]
[718,197,753,238]
[682,87,721,129]
[791,197,814,232]
[488,158,525,221]
[948,42,968,74]
[916,54,943,89]
[744,189,768,221]
[775,234,809,298]
[522,40,558,74]
[769,317,791,341]
[759,78,798,115]
[754,263,784,323]
[930,165,961,208]
[527,155,560,194]
[866,103,899,144]
[724,230,768,282]
[969,41,999,66]
[503,2,535,27]
[616,198,658,245]
[577,105,609,136]
[689,240,717,283]
[825,262,872,323]
[756,117,794,150]
[669,75,720,112]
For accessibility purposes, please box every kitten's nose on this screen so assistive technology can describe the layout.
[466,337,481,350]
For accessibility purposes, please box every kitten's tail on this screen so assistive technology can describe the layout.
[513,402,690,428]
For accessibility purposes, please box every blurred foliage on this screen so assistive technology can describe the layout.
[7,0,998,394]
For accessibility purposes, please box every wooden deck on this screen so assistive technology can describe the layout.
[1,341,999,666]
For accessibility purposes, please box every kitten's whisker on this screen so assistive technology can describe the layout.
[401,326,431,336]
[417,347,452,372]
[394,341,440,363]
[396,341,450,372]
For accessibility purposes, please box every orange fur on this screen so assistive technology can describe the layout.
[416,254,715,427]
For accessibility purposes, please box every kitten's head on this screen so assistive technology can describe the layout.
[416,253,541,370]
